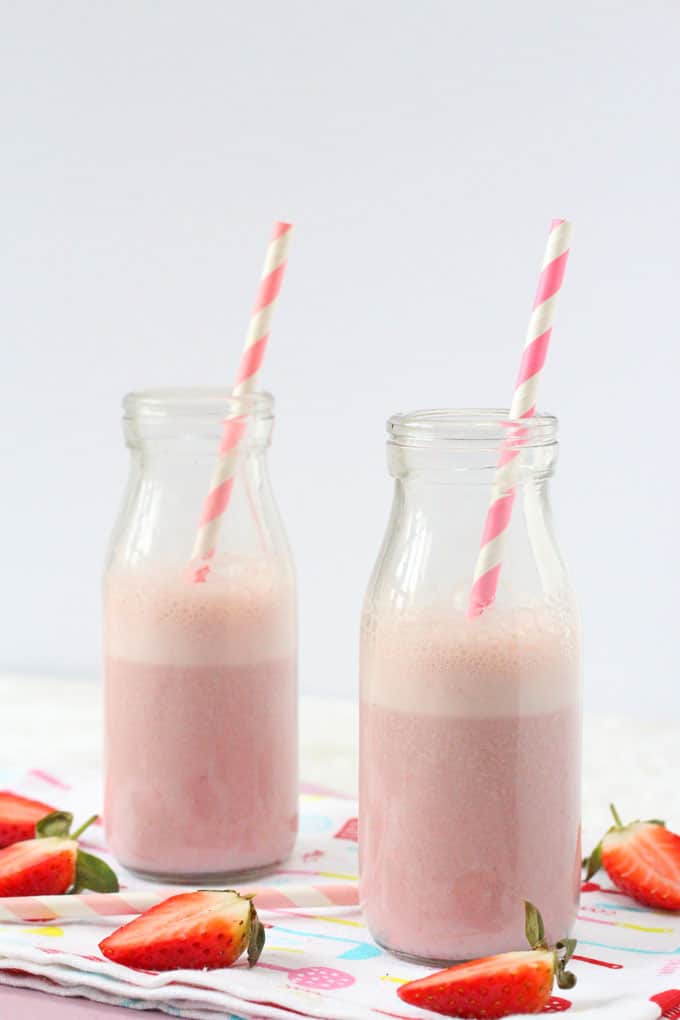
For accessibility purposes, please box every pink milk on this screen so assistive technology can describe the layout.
[360,604,581,963]
[104,564,297,880]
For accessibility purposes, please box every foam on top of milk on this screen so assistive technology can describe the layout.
[361,602,580,718]
[105,562,295,667]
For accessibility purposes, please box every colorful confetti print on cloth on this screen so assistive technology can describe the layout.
[0,772,679,1018]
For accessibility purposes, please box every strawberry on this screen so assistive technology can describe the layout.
[0,837,77,895]
[397,902,576,1019]
[584,804,680,910]
[99,890,266,972]
[0,792,56,848]
[0,811,118,896]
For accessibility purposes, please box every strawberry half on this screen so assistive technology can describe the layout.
[397,902,576,1019]
[0,837,77,895]
[0,792,56,849]
[99,890,266,972]
[584,804,680,910]
[0,811,118,896]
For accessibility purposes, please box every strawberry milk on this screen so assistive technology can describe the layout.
[104,562,297,880]
[360,602,581,963]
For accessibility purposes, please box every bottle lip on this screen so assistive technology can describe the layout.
[123,387,274,421]
[387,407,558,449]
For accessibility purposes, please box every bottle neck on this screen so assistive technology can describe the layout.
[368,408,567,611]
[108,387,285,570]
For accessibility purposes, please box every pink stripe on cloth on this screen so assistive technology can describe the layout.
[252,262,287,315]
[480,491,515,546]
[317,884,360,906]
[234,335,268,387]
[198,477,235,526]
[533,249,569,308]
[28,770,71,791]
[515,329,551,388]
[243,888,299,910]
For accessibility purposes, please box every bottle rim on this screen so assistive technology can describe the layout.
[387,408,558,450]
[123,387,274,421]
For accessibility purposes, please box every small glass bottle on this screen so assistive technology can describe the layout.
[104,388,297,882]
[360,409,581,964]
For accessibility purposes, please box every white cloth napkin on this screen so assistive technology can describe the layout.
[0,769,679,1019]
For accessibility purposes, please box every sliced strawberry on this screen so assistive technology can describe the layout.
[99,890,266,972]
[397,903,576,1019]
[603,823,680,909]
[0,792,56,849]
[584,805,680,911]
[0,837,77,895]
[0,812,118,896]
[398,949,556,1018]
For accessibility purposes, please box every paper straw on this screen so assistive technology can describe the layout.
[191,221,293,577]
[468,219,573,618]
[0,882,358,924]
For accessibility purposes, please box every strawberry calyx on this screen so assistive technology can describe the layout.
[583,803,666,880]
[200,890,265,967]
[246,900,266,966]
[36,811,119,894]
[524,901,577,991]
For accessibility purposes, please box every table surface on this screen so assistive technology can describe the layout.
[2,673,680,1019]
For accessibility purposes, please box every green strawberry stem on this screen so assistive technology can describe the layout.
[524,901,577,990]
[609,804,624,828]
[71,814,98,840]
[524,901,546,949]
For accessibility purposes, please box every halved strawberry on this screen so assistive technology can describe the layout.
[0,812,118,896]
[0,792,56,849]
[0,837,77,895]
[99,890,266,972]
[397,902,576,1019]
[584,804,680,910]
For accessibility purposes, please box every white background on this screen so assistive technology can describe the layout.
[1,0,678,717]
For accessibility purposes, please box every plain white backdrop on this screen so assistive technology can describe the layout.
[1,1,678,717]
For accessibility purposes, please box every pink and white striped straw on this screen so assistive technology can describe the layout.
[0,882,358,924]
[191,221,293,576]
[468,218,573,618]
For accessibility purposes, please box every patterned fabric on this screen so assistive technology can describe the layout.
[0,770,679,1019]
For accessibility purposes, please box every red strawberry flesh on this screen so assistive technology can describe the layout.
[100,890,262,971]
[0,792,56,849]
[602,822,680,910]
[0,837,77,895]
[398,949,555,1018]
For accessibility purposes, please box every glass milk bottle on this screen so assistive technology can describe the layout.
[104,388,297,881]
[360,409,581,964]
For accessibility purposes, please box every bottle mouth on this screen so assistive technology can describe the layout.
[387,408,558,451]
[123,387,274,422]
